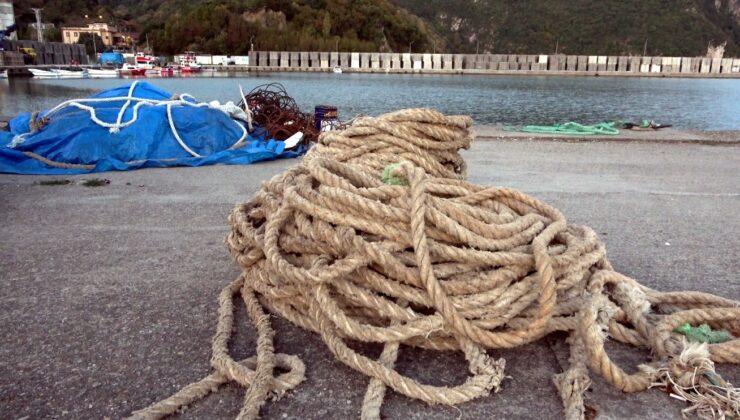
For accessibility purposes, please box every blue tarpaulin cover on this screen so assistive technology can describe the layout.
[0,82,307,174]
[99,52,125,66]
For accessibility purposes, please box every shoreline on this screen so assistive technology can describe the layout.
[3,119,740,145]
[3,65,740,79]
[473,126,740,145]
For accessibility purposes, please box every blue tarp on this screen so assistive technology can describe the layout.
[99,52,124,66]
[0,82,307,174]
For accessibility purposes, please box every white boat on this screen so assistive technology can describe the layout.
[333,66,343,74]
[52,69,88,78]
[88,68,119,78]
[0,70,7,79]
[28,69,61,78]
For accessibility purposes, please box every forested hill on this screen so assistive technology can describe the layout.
[11,0,740,56]
[393,0,740,56]
[13,0,438,54]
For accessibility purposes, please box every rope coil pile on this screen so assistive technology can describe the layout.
[131,109,739,420]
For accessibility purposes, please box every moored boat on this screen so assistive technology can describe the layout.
[28,69,61,78]
[0,70,7,79]
[135,52,156,66]
[119,64,146,77]
[88,68,119,78]
[179,51,202,73]
[52,69,88,78]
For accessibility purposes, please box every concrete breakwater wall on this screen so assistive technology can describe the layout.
[247,51,740,76]
[1,40,89,66]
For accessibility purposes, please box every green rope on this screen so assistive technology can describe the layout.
[673,323,732,344]
[504,121,620,136]
[382,164,409,186]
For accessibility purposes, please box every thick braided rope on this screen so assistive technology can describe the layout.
[132,109,739,420]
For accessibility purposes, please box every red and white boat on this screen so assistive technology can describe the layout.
[119,63,146,76]
[179,51,202,73]
[160,67,174,77]
[135,52,156,66]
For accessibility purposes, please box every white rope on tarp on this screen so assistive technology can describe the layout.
[10,81,248,158]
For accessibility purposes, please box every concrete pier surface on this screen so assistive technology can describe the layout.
[1,136,739,419]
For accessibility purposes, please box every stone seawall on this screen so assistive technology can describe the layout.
[246,51,740,77]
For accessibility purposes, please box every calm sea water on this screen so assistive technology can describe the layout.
[1,72,739,129]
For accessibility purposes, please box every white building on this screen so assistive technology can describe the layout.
[0,1,17,40]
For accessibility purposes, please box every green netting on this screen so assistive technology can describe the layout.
[504,121,620,135]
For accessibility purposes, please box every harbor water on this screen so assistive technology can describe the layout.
[1,72,739,130]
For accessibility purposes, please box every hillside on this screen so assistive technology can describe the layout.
[12,0,438,55]
[11,0,740,56]
[393,0,740,56]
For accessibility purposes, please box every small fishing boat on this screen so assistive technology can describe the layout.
[87,68,119,78]
[119,64,146,77]
[28,69,61,79]
[135,52,156,66]
[52,69,88,78]
[333,66,343,74]
[179,51,202,73]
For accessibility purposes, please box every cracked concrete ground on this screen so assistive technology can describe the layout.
[1,138,738,419]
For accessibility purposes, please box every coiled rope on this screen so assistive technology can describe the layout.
[131,109,739,420]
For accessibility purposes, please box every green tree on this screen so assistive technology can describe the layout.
[322,13,331,37]
[45,27,62,42]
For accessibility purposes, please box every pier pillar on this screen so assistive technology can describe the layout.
[309,52,320,68]
[536,55,548,71]
[606,56,617,71]
[576,56,587,71]
[412,54,423,69]
[514,55,525,70]
[451,54,463,70]
[390,53,401,69]
[422,53,431,70]
[431,54,442,69]
[401,53,410,69]
[587,56,597,71]
[733,58,740,73]
[371,53,380,69]
[339,53,349,68]
[380,53,391,69]
[720,58,733,73]
[700,58,711,73]
[617,56,628,72]
[300,52,309,68]
[680,57,692,73]
[269,51,279,67]
[710,58,722,74]
[359,52,369,69]
[280,51,289,67]
[596,56,607,71]
[441,54,452,70]
[639,57,650,73]
[319,52,329,68]
[565,55,577,71]
[350,52,360,68]
[248,50,256,67]
[290,52,299,68]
